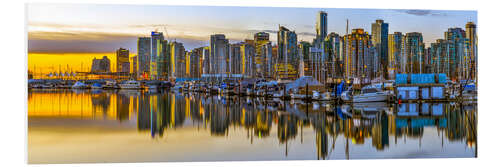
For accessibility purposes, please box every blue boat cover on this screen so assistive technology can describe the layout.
[395,73,446,84]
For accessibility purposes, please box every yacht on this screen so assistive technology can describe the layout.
[353,85,391,103]
[118,80,143,89]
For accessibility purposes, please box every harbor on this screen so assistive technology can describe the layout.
[28,73,477,104]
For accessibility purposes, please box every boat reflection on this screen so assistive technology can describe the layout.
[28,89,477,160]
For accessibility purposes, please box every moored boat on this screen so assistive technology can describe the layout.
[118,80,143,89]
[353,85,391,103]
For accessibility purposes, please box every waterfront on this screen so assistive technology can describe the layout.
[28,89,476,163]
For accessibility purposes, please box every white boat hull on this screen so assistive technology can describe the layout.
[353,92,389,103]
[119,85,142,89]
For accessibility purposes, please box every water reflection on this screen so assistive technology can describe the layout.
[28,89,477,161]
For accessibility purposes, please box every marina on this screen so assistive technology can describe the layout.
[28,74,477,104]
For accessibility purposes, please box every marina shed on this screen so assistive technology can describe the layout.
[395,74,447,101]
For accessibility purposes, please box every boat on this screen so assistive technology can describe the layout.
[91,83,103,89]
[71,81,89,89]
[321,92,332,101]
[118,80,143,89]
[460,83,477,100]
[353,85,391,103]
[102,80,118,89]
[340,86,353,102]
[312,91,321,100]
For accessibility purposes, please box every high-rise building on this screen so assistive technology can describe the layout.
[90,56,111,73]
[429,27,471,80]
[371,19,389,78]
[150,31,165,80]
[116,48,130,73]
[240,42,255,77]
[445,27,467,80]
[342,28,373,80]
[158,40,170,80]
[401,32,425,74]
[190,47,205,78]
[299,41,312,76]
[132,56,138,79]
[201,46,210,75]
[229,43,243,75]
[254,32,270,77]
[388,32,403,77]
[262,42,273,78]
[137,37,151,79]
[210,34,230,76]
[324,32,342,80]
[277,26,298,80]
[170,41,185,78]
[465,22,477,80]
[315,11,328,46]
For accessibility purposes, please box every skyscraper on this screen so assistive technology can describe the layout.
[465,22,477,80]
[401,32,424,74]
[131,56,138,79]
[342,29,373,80]
[116,48,130,73]
[190,47,205,78]
[388,32,403,77]
[150,31,165,80]
[371,19,389,79]
[137,37,151,79]
[445,27,467,80]
[315,11,328,46]
[277,26,298,80]
[170,41,185,78]
[90,56,111,73]
[240,42,255,77]
[229,43,243,75]
[158,40,170,80]
[254,32,270,77]
[299,41,312,76]
[324,32,342,79]
[210,34,230,76]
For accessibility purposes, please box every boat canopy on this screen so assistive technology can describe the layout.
[92,83,102,87]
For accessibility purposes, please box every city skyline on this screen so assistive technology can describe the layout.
[28,4,477,53]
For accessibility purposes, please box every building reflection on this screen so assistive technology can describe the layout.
[28,90,477,159]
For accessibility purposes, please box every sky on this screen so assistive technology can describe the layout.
[27,3,477,55]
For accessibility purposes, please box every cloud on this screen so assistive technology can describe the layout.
[27,22,317,53]
[399,10,448,17]
[28,31,138,41]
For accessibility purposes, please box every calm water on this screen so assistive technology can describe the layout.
[27,89,477,164]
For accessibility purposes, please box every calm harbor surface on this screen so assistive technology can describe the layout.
[28,89,476,163]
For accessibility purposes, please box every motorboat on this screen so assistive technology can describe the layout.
[353,85,391,103]
[118,80,143,89]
